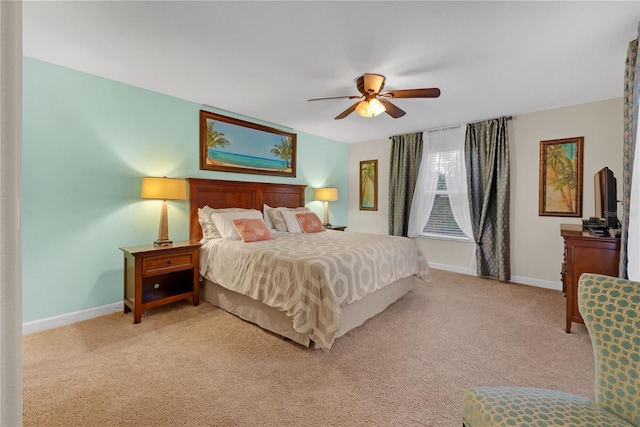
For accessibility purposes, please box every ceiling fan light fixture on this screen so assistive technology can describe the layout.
[356,98,385,118]
[356,100,374,117]
[368,98,386,116]
[310,73,439,120]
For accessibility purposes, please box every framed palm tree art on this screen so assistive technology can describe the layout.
[538,137,583,217]
[360,159,378,211]
[199,110,296,177]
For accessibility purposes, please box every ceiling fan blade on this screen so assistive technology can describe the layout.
[362,73,385,94]
[308,95,361,102]
[334,102,359,120]
[380,88,441,99]
[378,98,406,119]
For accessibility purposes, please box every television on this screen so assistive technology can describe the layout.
[594,167,618,228]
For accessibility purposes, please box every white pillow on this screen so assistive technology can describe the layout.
[281,210,302,233]
[198,206,219,242]
[198,206,254,242]
[211,210,263,240]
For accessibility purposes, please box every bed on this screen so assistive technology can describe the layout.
[188,178,430,350]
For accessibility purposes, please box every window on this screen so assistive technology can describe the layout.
[422,150,468,239]
[407,125,472,241]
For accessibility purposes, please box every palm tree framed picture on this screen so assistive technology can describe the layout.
[199,110,296,177]
[539,137,583,217]
[360,159,378,211]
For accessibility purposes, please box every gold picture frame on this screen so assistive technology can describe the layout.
[539,137,583,217]
[199,110,296,177]
[359,159,378,211]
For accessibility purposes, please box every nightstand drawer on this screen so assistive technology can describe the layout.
[142,254,193,276]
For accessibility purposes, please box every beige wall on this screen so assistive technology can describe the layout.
[348,138,390,234]
[348,98,623,290]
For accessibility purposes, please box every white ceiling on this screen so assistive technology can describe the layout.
[22,1,640,144]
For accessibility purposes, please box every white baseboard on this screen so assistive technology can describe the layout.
[22,265,562,335]
[22,302,122,335]
[428,262,475,276]
[429,263,562,291]
[510,275,562,291]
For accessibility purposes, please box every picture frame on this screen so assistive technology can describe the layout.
[199,110,296,177]
[359,159,378,211]
[538,137,583,217]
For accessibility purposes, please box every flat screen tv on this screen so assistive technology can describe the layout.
[594,167,618,228]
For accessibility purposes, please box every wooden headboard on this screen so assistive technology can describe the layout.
[187,178,307,242]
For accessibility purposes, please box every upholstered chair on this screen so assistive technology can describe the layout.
[462,273,640,427]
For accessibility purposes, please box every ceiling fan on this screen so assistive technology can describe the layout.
[308,73,440,120]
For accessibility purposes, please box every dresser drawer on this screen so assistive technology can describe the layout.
[142,253,193,276]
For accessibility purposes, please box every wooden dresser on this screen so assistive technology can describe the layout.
[561,224,620,332]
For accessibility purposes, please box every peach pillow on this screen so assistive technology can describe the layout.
[213,210,263,240]
[232,218,273,242]
[295,212,326,233]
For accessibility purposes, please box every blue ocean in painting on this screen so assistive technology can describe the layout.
[208,149,287,170]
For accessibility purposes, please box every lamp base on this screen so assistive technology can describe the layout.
[154,239,173,247]
[154,200,173,247]
[323,201,331,228]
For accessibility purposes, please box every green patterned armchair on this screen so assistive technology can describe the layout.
[462,273,640,427]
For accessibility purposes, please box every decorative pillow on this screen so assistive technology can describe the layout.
[262,204,276,229]
[296,212,326,233]
[232,218,273,243]
[269,207,311,232]
[198,206,251,243]
[211,210,263,240]
[281,210,303,233]
[269,208,289,232]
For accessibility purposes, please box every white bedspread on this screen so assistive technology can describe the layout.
[200,230,430,350]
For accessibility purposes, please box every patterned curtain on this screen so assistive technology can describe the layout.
[465,117,510,281]
[620,23,639,279]
[388,132,423,236]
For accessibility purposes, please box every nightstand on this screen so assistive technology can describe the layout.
[326,225,347,231]
[119,241,201,323]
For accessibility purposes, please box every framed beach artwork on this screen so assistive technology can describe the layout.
[199,110,296,177]
[538,136,583,217]
[359,159,378,211]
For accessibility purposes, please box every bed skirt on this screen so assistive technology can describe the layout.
[199,276,416,348]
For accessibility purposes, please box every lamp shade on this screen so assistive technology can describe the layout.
[315,187,338,202]
[141,177,186,200]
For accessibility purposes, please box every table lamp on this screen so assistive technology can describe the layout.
[314,187,338,227]
[141,177,187,246]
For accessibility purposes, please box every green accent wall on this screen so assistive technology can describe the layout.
[22,58,348,323]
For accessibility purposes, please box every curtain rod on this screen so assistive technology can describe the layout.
[389,115,513,139]
[465,115,513,126]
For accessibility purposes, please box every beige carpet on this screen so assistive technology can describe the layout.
[23,269,594,426]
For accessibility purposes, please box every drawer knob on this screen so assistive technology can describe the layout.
[167,260,172,265]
